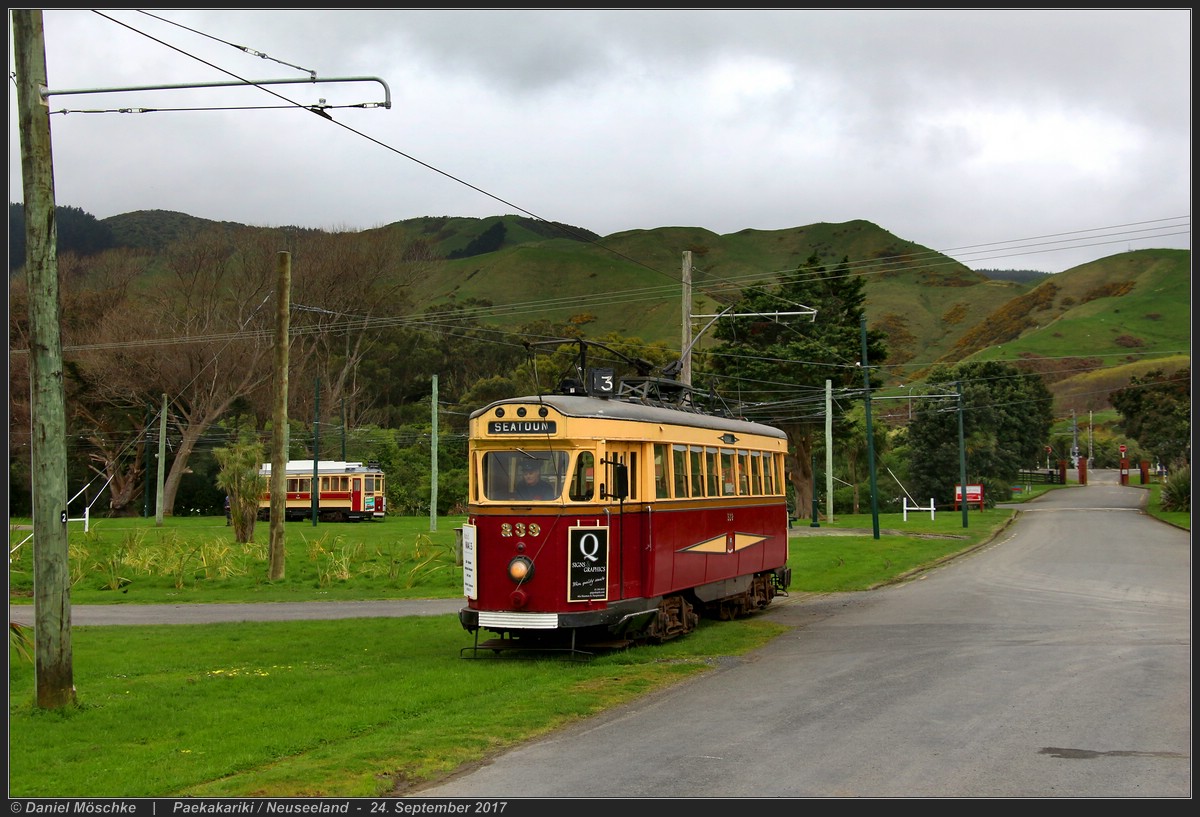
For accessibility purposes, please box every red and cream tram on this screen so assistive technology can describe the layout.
[459,342,791,656]
[258,460,386,522]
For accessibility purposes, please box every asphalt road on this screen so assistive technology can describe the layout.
[410,469,1190,798]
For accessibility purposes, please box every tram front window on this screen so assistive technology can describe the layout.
[482,450,570,501]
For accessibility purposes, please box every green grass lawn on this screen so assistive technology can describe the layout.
[8,515,469,605]
[9,482,1185,797]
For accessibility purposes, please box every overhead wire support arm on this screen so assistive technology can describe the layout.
[692,309,817,321]
[40,76,392,110]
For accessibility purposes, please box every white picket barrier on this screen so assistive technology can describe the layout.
[903,497,936,521]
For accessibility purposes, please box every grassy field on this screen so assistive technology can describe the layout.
[8,482,1186,797]
[8,515,470,605]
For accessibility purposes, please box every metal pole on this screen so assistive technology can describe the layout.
[681,251,693,386]
[430,375,438,532]
[958,381,969,529]
[268,251,290,580]
[312,378,319,526]
[825,379,833,523]
[860,319,880,539]
[143,404,154,517]
[156,393,167,525]
[809,452,820,527]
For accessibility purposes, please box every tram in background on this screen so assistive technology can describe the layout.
[459,339,791,657]
[258,460,386,522]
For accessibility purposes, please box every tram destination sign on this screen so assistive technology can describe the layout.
[488,420,557,434]
[567,526,609,602]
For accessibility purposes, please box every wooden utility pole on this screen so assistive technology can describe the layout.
[13,8,75,709]
[269,252,290,580]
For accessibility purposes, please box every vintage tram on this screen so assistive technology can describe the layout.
[257,460,386,522]
[459,340,792,657]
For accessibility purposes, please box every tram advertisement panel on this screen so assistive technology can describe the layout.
[568,526,609,602]
[461,524,477,600]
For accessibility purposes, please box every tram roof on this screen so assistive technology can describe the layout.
[470,393,787,440]
[259,460,381,475]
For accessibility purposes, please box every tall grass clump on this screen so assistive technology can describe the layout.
[1159,467,1190,512]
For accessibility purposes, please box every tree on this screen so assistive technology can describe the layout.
[278,228,428,451]
[703,255,887,513]
[8,202,116,271]
[1109,366,1190,470]
[906,360,1054,506]
[73,228,279,516]
[832,405,891,515]
[213,433,267,545]
[9,248,150,515]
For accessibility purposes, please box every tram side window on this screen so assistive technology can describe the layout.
[749,452,763,495]
[764,453,778,494]
[720,449,735,495]
[672,445,689,498]
[654,444,670,498]
[569,452,595,501]
[689,446,704,497]
[705,448,719,497]
[737,451,751,495]
[627,452,638,500]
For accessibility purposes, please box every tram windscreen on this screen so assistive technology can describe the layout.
[482,450,570,501]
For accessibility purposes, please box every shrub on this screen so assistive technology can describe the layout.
[1160,467,1190,512]
[977,476,1013,510]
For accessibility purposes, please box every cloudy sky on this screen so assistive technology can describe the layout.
[9,8,1191,273]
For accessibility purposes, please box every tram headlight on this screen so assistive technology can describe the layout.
[507,555,534,583]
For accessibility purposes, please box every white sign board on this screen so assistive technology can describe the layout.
[461,524,477,600]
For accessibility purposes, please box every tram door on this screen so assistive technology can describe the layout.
[605,446,644,600]
[351,477,362,513]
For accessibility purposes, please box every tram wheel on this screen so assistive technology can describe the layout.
[645,595,698,643]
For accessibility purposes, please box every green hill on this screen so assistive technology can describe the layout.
[95,209,1189,413]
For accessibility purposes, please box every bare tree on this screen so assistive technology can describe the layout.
[284,228,419,444]
[10,248,150,514]
[72,228,278,515]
